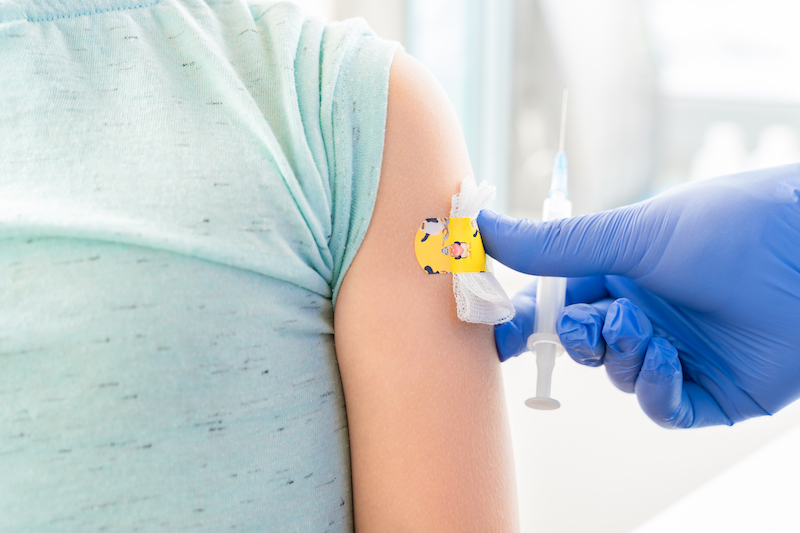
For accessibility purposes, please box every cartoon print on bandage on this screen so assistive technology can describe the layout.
[415,217,486,274]
[419,217,449,245]
[442,241,469,259]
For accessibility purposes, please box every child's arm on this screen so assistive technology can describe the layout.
[334,50,520,532]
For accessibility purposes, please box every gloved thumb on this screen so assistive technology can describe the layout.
[476,207,647,278]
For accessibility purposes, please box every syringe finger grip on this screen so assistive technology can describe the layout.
[527,333,565,357]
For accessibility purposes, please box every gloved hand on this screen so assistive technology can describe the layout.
[477,164,800,428]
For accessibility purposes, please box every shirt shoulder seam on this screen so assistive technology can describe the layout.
[26,0,163,23]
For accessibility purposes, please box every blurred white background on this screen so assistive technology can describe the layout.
[294,0,800,531]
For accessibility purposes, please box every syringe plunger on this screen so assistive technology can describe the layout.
[525,341,560,410]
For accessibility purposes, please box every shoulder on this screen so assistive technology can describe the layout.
[373,49,474,246]
[334,48,474,318]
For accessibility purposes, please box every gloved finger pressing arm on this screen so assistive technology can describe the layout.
[476,207,647,279]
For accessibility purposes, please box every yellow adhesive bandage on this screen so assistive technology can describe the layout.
[414,217,486,274]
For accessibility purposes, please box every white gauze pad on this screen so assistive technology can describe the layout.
[450,177,515,324]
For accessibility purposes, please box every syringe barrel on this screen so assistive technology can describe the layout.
[531,195,573,340]
[542,195,572,221]
[532,275,567,339]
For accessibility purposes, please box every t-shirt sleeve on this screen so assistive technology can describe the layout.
[249,1,400,305]
[316,19,400,305]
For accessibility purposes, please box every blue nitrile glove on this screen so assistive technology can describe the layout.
[477,164,800,428]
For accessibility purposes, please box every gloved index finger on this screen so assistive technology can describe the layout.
[476,208,644,278]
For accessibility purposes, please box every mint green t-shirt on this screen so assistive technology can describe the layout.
[0,0,398,530]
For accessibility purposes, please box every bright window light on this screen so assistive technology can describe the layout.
[645,0,800,103]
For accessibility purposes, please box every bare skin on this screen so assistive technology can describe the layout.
[334,50,520,532]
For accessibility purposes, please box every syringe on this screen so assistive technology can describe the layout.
[525,89,573,411]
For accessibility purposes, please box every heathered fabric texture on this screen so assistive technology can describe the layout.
[0,0,398,530]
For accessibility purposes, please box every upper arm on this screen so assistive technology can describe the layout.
[334,50,519,532]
